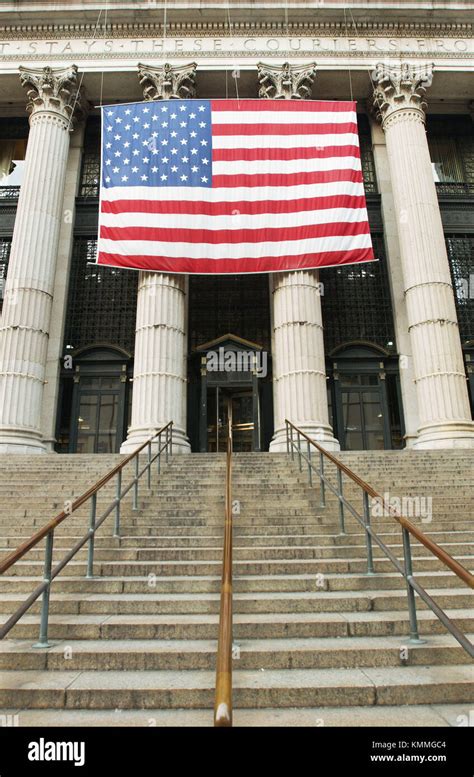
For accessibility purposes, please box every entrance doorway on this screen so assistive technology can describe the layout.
[74,376,123,453]
[328,344,404,450]
[58,346,132,453]
[337,374,389,450]
[207,387,256,452]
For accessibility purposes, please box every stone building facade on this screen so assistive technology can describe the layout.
[0,1,473,454]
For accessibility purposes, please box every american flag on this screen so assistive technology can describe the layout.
[97,99,374,274]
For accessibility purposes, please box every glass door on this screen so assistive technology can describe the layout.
[72,376,123,453]
[337,374,391,450]
[206,387,256,452]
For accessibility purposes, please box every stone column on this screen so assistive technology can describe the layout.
[372,62,474,449]
[41,121,86,451]
[121,63,197,454]
[0,66,83,454]
[257,62,339,451]
[369,117,420,446]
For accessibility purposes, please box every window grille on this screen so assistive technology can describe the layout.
[188,274,271,352]
[64,238,138,353]
[79,117,101,198]
[321,235,395,353]
[445,234,474,344]
[0,238,11,312]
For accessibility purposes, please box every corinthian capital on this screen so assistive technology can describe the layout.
[257,62,317,100]
[19,65,84,126]
[371,61,434,125]
[138,62,197,100]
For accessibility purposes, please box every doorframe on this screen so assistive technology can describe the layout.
[327,342,404,451]
[194,334,262,453]
[65,345,132,453]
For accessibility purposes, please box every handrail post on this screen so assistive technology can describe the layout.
[147,440,152,490]
[86,492,97,579]
[402,527,425,644]
[157,432,162,475]
[285,421,289,455]
[319,452,325,508]
[290,424,294,460]
[32,529,54,649]
[297,431,302,471]
[363,491,375,575]
[114,469,122,538]
[166,425,170,464]
[307,440,312,487]
[170,423,173,458]
[133,454,139,511]
[337,468,345,534]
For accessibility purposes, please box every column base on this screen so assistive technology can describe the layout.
[403,434,419,449]
[0,429,47,455]
[411,421,474,450]
[270,423,340,453]
[120,425,191,455]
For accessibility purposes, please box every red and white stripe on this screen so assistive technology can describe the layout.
[98,99,375,275]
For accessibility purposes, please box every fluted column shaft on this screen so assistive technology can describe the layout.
[270,270,339,450]
[373,62,474,448]
[121,273,189,452]
[259,61,339,451]
[0,66,80,453]
[121,63,196,453]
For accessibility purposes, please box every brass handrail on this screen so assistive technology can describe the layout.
[0,422,174,645]
[214,397,234,726]
[285,419,474,658]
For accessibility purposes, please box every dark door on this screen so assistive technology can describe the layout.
[336,373,391,450]
[71,375,125,453]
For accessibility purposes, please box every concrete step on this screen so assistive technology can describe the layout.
[0,589,471,616]
[4,609,473,641]
[0,634,470,672]
[0,570,467,594]
[0,665,472,709]
[7,555,473,577]
[1,704,469,727]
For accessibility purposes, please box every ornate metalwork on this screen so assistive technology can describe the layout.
[321,235,396,353]
[64,238,138,353]
[371,61,434,124]
[358,114,378,194]
[188,275,271,353]
[257,61,317,100]
[0,238,12,312]
[79,116,101,197]
[0,187,20,200]
[445,235,474,344]
[137,62,197,100]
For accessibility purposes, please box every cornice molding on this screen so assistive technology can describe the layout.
[0,20,472,40]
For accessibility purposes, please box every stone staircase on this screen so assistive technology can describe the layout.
[0,450,473,727]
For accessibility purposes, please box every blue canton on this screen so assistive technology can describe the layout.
[101,100,213,188]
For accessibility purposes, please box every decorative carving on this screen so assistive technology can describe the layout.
[257,61,317,100]
[138,62,197,100]
[19,65,84,125]
[371,61,434,124]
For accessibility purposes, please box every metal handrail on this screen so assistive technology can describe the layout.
[285,420,474,658]
[214,397,234,726]
[0,421,174,647]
